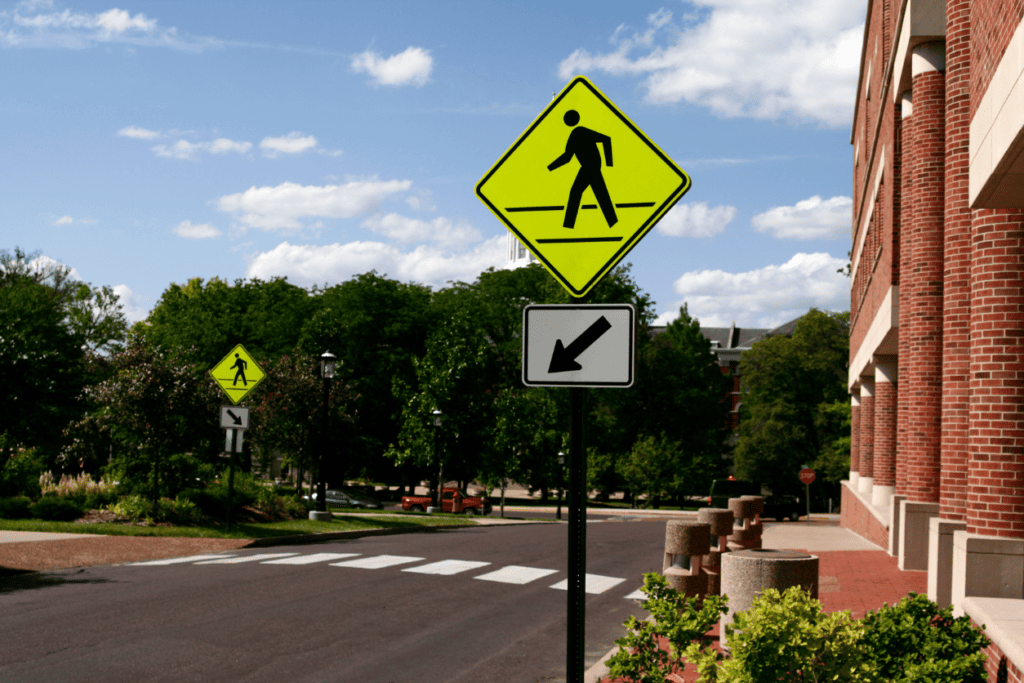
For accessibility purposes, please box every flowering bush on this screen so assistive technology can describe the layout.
[38,471,118,510]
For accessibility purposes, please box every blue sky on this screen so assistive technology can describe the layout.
[2,0,863,329]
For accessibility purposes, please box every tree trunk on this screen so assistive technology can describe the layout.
[540,486,549,503]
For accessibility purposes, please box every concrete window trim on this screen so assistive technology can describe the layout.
[852,160,885,277]
[849,284,899,391]
[969,17,1024,208]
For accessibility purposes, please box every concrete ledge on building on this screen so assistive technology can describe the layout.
[962,597,1024,678]
[840,481,890,550]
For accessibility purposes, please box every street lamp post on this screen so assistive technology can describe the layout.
[431,410,443,513]
[557,451,565,521]
[310,351,336,521]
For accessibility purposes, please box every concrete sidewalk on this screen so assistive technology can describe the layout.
[589,521,928,683]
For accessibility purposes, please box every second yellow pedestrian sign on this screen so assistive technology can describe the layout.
[209,344,266,405]
[476,75,691,297]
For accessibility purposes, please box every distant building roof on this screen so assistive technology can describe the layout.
[651,315,803,366]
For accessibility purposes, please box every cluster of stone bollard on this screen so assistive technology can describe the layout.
[662,496,765,600]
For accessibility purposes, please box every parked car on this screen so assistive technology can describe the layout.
[762,495,803,522]
[401,487,491,515]
[308,488,385,510]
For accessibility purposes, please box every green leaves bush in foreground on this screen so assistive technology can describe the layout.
[610,574,990,683]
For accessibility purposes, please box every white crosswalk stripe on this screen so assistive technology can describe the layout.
[194,552,299,565]
[549,574,626,595]
[330,555,424,569]
[261,553,361,565]
[129,554,237,566]
[402,559,491,576]
[624,589,646,600]
[473,565,560,585]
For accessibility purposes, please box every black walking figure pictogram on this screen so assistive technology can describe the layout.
[230,353,248,386]
[547,109,618,229]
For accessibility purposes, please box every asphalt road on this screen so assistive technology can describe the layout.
[1,520,667,683]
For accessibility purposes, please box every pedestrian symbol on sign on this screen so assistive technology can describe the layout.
[231,353,248,386]
[547,110,617,229]
[209,344,265,405]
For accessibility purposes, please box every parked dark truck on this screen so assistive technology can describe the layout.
[707,478,804,522]
[401,487,492,515]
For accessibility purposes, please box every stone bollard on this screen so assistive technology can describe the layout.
[697,507,734,595]
[663,520,711,598]
[719,549,819,649]
[728,496,764,550]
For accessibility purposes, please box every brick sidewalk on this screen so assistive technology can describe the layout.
[600,548,928,683]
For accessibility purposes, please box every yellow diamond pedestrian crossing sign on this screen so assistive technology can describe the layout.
[476,76,691,297]
[209,344,266,405]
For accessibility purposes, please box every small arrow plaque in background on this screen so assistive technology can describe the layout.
[220,405,250,430]
[522,304,635,387]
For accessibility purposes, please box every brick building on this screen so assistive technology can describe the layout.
[845,1,1024,677]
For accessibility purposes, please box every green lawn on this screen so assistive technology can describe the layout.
[0,513,477,540]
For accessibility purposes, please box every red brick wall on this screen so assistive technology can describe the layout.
[851,398,861,474]
[942,0,972,523]
[897,94,915,498]
[860,385,876,479]
[874,376,897,487]
[902,66,945,504]
[968,209,1024,538]
[840,485,890,549]
[970,0,1024,121]
[975,620,1024,683]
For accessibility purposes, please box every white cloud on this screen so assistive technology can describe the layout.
[217,179,412,231]
[361,213,481,247]
[209,138,252,155]
[53,215,73,225]
[151,137,251,160]
[1,4,219,51]
[112,283,148,322]
[656,202,735,237]
[117,125,160,140]
[246,236,506,289]
[752,195,852,239]
[657,252,848,328]
[351,46,433,87]
[173,220,222,239]
[260,132,318,158]
[558,1,862,127]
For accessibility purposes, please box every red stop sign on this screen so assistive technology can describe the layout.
[799,468,816,484]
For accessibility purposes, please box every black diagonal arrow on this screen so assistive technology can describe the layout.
[548,316,613,373]
[226,409,243,426]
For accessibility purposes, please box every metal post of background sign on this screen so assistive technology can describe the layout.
[226,429,235,532]
[567,386,587,682]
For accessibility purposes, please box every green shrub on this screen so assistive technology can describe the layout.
[860,592,990,683]
[110,494,152,522]
[0,448,48,498]
[609,579,991,683]
[606,573,728,683]
[0,496,34,519]
[686,586,875,683]
[31,496,86,521]
[166,496,204,526]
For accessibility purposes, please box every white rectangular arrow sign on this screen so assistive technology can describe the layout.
[522,304,636,388]
[220,405,250,430]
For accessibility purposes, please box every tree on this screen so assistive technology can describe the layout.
[733,309,850,497]
[137,276,315,368]
[617,434,687,508]
[248,352,354,495]
[297,272,432,482]
[63,336,222,509]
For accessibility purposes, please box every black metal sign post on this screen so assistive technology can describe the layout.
[226,428,236,532]
[567,386,587,682]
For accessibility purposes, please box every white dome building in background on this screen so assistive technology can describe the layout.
[503,232,537,270]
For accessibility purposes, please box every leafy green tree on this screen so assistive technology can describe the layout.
[388,314,500,490]
[137,276,315,368]
[297,272,432,482]
[617,434,687,508]
[248,353,354,495]
[734,309,850,497]
[63,337,222,509]
[487,387,563,506]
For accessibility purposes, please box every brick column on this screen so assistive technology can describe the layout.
[903,43,945,505]
[896,88,914,500]
[850,391,861,488]
[858,379,876,496]
[967,209,1024,539]
[873,357,897,508]
[941,0,971,524]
